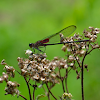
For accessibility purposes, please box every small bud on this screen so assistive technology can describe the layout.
[61,45,66,52]
[17,57,21,62]
[89,26,94,30]
[77,74,80,79]
[62,93,72,99]
[84,64,89,72]
[54,57,58,60]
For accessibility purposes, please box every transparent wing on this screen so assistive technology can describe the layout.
[44,25,76,44]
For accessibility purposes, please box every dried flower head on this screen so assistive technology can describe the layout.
[5,81,20,96]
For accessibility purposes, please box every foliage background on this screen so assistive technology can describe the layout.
[0,0,100,100]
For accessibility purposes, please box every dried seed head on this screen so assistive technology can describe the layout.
[21,69,28,76]
[94,28,100,34]
[68,55,74,62]
[92,44,99,49]
[64,64,68,69]
[5,81,20,96]
[79,50,86,57]
[1,59,6,65]
[4,65,15,73]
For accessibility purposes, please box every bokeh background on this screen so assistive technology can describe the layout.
[0,0,100,100]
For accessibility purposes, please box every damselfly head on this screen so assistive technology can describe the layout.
[29,43,34,48]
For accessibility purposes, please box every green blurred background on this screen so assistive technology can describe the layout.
[0,0,100,100]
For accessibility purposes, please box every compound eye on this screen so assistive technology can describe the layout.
[29,43,33,48]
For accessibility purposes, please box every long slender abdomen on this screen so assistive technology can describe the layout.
[41,38,49,43]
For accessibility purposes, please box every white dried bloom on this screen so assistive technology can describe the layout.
[94,28,100,34]
[33,73,40,80]
[0,76,4,83]
[64,64,68,69]
[79,50,85,56]
[21,69,28,76]
[53,57,59,60]
[40,77,45,81]
[70,63,74,67]
[51,73,56,78]
[68,55,74,62]
[82,45,86,49]
[25,49,33,55]
[67,46,71,52]
[93,44,99,48]
[2,72,8,82]
[90,35,97,42]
